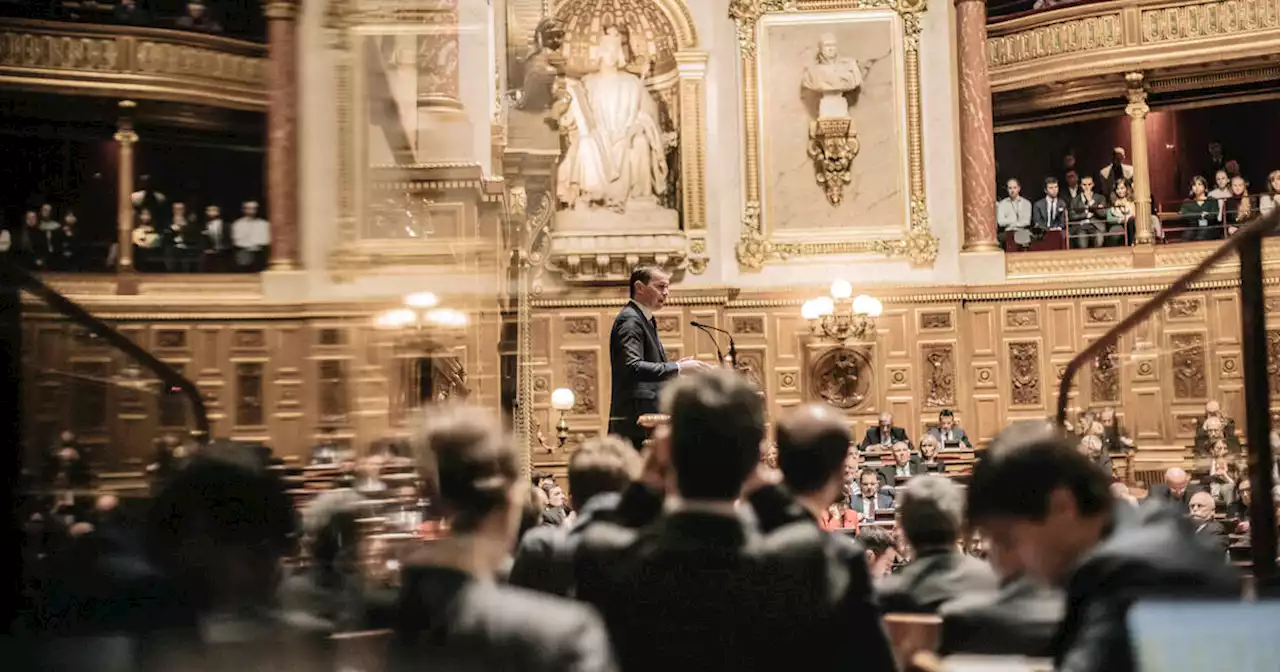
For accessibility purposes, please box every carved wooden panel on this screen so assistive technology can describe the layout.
[1048,303,1076,354]
[1008,341,1042,407]
[564,349,598,415]
[731,316,765,336]
[887,365,911,391]
[970,308,996,357]
[1090,342,1120,404]
[564,316,598,337]
[235,361,266,426]
[920,343,955,408]
[1004,307,1039,330]
[233,329,266,349]
[1164,297,1203,321]
[809,347,873,410]
[1170,332,1207,400]
[156,329,187,349]
[318,359,349,425]
[919,310,953,331]
[734,347,766,392]
[1268,329,1280,399]
[777,368,800,394]
[317,328,347,346]
[655,315,681,334]
[1084,303,1118,325]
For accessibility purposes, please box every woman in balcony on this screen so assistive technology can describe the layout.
[1223,175,1256,236]
[1106,178,1136,246]
[1178,176,1222,242]
[1259,170,1280,218]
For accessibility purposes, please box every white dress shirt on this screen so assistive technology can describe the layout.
[231,216,271,250]
[996,196,1032,231]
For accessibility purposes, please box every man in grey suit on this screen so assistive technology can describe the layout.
[850,468,895,519]
[607,265,706,448]
[877,441,923,485]
[877,475,999,613]
[926,409,973,448]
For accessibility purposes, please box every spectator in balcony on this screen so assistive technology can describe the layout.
[1207,169,1231,201]
[1105,179,1136,246]
[132,207,162,271]
[1259,170,1280,218]
[996,178,1032,249]
[1178,175,1221,242]
[1224,175,1256,236]
[1032,0,1066,9]
[232,200,271,271]
[38,203,58,233]
[1205,141,1228,180]
[1061,169,1081,203]
[21,210,54,270]
[176,1,222,34]
[1068,175,1107,248]
[1098,148,1134,198]
[54,210,84,272]
[0,218,11,257]
[203,204,231,272]
[1032,176,1069,235]
[164,202,202,272]
[113,0,149,25]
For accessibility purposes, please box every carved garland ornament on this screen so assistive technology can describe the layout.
[730,0,937,270]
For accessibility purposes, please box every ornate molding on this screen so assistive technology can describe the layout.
[1008,340,1042,406]
[730,0,937,270]
[921,343,955,408]
[810,346,873,410]
[0,18,266,111]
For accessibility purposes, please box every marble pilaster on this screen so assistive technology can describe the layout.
[1126,72,1154,246]
[114,101,138,273]
[955,0,998,253]
[267,0,300,271]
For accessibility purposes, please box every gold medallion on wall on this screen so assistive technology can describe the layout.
[729,0,937,270]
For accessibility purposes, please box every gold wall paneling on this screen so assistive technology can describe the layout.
[987,0,1280,117]
[0,18,267,111]
[730,0,938,270]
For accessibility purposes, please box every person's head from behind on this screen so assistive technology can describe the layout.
[1165,467,1190,497]
[146,445,296,609]
[1189,491,1216,522]
[966,423,1112,586]
[897,475,964,552]
[413,404,524,550]
[629,264,671,312]
[1205,400,1222,418]
[775,404,851,501]
[660,369,765,501]
[1079,434,1103,458]
[891,441,912,466]
[858,469,880,499]
[568,435,640,509]
[919,435,940,461]
[859,526,900,578]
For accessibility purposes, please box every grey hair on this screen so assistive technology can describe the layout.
[898,474,965,549]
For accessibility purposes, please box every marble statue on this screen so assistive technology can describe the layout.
[802,34,862,205]
[556,26,671,222]
[517,18,567,112]
[801,33,863,118]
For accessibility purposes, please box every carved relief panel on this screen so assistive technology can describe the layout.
[1008,341,1042,407]
[1169,332,1207,400]
[920,343,955,409]
[809,347,873,410]
[564,349,599,415]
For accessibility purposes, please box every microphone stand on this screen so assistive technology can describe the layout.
[690,321,724,365]
[691,321,737,369]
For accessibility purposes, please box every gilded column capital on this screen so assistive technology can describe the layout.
[265,0,299,21]
[1124,71,1148,117]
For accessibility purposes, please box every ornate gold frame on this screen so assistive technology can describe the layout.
[729,0,937,270]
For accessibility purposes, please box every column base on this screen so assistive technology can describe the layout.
[260,269,309,302]
[417,107,475,162]
[1132,242,1156,269]
[958,248,1007,284]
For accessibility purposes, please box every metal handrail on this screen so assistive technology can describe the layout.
[1055,209,1280,589]
[1,261,210,442]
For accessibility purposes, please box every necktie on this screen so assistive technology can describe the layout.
[1048,202,1055,224]
[650,317,657,330]
[945,430,952,442]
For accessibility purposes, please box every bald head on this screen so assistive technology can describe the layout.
[776,404,852,494]
[1165,467,1190,496]
[1205,400,1221,416]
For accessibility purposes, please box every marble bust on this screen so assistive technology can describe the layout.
[801,34,862,119]
[556,26,671,220]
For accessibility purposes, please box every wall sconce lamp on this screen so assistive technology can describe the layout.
[801,280,882,345]
[550,387,576,448]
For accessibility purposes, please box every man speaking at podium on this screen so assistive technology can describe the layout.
[608,266,709,449]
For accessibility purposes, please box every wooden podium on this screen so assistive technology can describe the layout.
[637,413,670,450]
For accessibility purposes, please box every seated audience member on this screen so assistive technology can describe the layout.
[164,201,203,273]
[1223,174,1256,235]
[917,435,946,474]
[1097,407,1132,453]
[850,468,895,519]
[823,483,860,532]
[996,178,1032,248]
[1079,434,1112,476]
[1147,467,1203,513]
[232,200,271,271]
[772,404,862,533]
[879,440,924,484]
[541,484,569,527]
[1188,491,1225,548]
[1204,141,1229,179]
[1229,477,1251,525]
[1098,148,1135,196]
[176,0,222,33]
[759,442,781,479]
[131,208,161,271]
[860,411,910,451]
[858,526,901,579]
[113,0,148,24]
[1105,179,1135,246]
[21,209,54,270]
[1032,177,1069,233]
[1195,411,1240,456]
[510,435,642,597]
[1062,168,1082,202]
[927,409,972,448]
[1179,176,1222,242]
[54,211,83,271]
[1208,169,1232,200]
[1259,169,1280,217]
[203,204,231,271]
[309,428,343,465]
[878,475,998,613]
[1204,452,1238,511]
[1068,175,1108,248]
[939,528,1065,658]
[967,423,1238,672]
[360,405,617,672]
[574,371,896,672]
[1110,481,1138,507]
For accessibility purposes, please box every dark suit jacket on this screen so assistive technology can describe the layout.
[368,565,618,672]
[1033,197,1070,230]
[1069,192,1108,225]
[608,301,678,448]
[878,457,924,485]
[1146,483,1205,513]
[849,491,895,518]
[877,548,999,614]
[1192,519,1227,548]
[510,492,626,598]
[575,507,896,672]
[859,426,911,451]
[926,426,972,448]
[939,575,1065,658]
[1053,501,1240,672]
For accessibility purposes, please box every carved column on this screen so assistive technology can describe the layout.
[1125,72,1154,246]
[416,1,471,159]
[114,101,138,273]
[955,0,999,252]
[266,0,300,270]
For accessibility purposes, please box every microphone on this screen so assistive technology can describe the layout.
[689,321,724,365]
[690,321,737,368]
